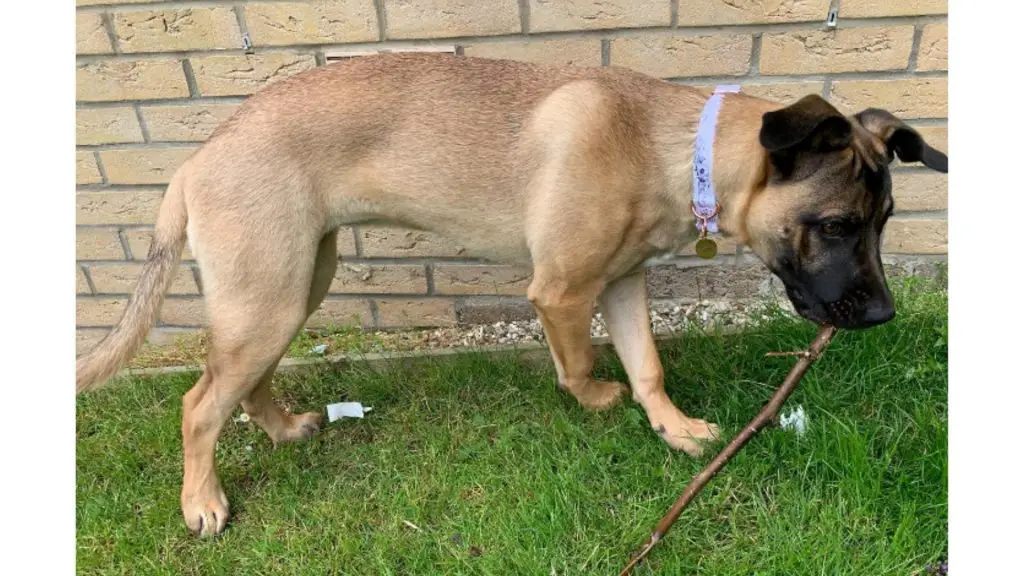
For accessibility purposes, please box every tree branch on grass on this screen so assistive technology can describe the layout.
[618,324,839,576]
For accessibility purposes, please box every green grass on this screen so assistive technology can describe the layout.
[77,283,947,575]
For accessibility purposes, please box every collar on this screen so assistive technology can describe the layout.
[692,85,741,235]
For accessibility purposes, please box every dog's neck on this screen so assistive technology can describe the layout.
[655,89,783,247]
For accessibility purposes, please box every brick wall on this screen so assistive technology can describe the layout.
[75,0,948,353]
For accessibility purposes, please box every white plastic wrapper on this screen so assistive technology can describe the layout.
[779,405,808,436]
[326,401,373,422]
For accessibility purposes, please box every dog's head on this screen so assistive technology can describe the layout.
[743,94,947,330]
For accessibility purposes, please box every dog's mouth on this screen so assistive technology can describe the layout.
[785,287,895,330]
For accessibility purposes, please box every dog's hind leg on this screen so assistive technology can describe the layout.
[239,231,339,445]
[179,232,320,537]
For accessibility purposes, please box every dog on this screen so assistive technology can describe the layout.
[76,53,948,536]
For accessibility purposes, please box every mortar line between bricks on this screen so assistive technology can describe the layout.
[368,299,381,328]
[372,0,387,42]
[77,184,169,192]
[78,96,248,109]
[351,227,364,258]
[231,4,250,45]
[191,265,205,295]
[100,12,121,55]
[425,263,436,295]
[601,39,611,66]
[72,15,948,60]
[80,265,98,295]
[671,0,679,28]
[181,59,200,98]
[822,77,833,99]
[891,210,948,220]
[77,142,204,151]
[116,229,134,260]
[749,33,762,76]
[92,151,109,185]
[908,24,925,72]
[517,0,530,35]
[132,104,152,143]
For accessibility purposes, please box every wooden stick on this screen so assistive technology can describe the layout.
[618,324,838,576]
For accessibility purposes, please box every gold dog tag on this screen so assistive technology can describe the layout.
[695,237,718,259]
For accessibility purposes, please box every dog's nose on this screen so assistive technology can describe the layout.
[857,300,895,328]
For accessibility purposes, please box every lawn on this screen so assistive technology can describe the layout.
[76,281,947,575]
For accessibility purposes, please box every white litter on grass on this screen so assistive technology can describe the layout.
[309,344,328,355]
[779,405,808,436]
[326,401,373,422]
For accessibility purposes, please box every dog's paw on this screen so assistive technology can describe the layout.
[563,379,629,412]
[653,415,721,457]
[181,482,230,537]
[277,411,323,444]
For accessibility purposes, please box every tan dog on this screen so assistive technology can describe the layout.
[76,53,948,536]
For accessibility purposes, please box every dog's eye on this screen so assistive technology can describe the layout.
[820,220,844,237]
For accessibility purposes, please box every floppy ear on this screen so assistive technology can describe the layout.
[854,108,948,173]
[759,95,854,177]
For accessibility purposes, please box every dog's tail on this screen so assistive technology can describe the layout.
[76,170,190,394]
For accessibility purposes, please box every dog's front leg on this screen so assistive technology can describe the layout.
[598,270,720,456]
[528,274,630,411]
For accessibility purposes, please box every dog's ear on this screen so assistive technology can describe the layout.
[854,108,948,173]
[759,95,853,177]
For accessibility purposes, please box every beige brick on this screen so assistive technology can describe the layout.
[678,0,830,26]
[88,264,198,295]
[114,7,241,53]
[76,228,126,260]
[359,227,465,258]
[77,59,188,102]
[160,298,207,326]
[124,228,194,260]
[246,1,378,46]
[841,0,947,17]
[77,152,102,185]
[306,299,373,328]
[77,190,163,226]
[910,125,947,154]
[917,23,948,72]
[463,38,602,67]
[691,81,825,104]
[77,107,144,145]
[882,218,947,254]
[529,0,669,32]
[329,263,427,294]
[99,147,197,185]
[646,263,769,300]
[830,78,946,119]
[433,265,531,296]
[77,12,112,55]
[376,299,457,327]
[891,172,947,212]
[337,228,358,257]
[760,26,915,75]
[190,53,317,96]
[77,297,128,326]
[141,103,240,141]
[386,0,519,39]
[613,35,752,79]
[77,328,109,356]
[77,267,92,294]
